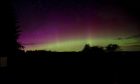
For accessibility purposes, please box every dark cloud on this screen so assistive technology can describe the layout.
[121,44,140,51]
[125,34,140,39]
[125,41,140,45]
[117,34,140,40]
[129,45,140,47]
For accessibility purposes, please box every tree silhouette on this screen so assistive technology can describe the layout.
[15,26,24,51]
[82,44,91,52]
[90,46,104,53]
[0,0,24,67]
[82,44,104,53]
[106,44,120,52]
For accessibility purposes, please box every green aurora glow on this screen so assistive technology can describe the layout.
[25,37,140,51]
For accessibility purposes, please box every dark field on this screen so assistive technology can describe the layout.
[2,51,139,83]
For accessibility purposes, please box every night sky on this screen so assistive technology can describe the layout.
[13,0,140,51]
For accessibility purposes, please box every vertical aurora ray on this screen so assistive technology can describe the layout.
[86,26,93,45]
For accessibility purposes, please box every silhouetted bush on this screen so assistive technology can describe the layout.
[106,44,120,52]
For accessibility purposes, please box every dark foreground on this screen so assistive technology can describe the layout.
[1,51,140,83]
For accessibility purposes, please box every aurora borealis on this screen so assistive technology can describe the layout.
[13,0,140,51]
